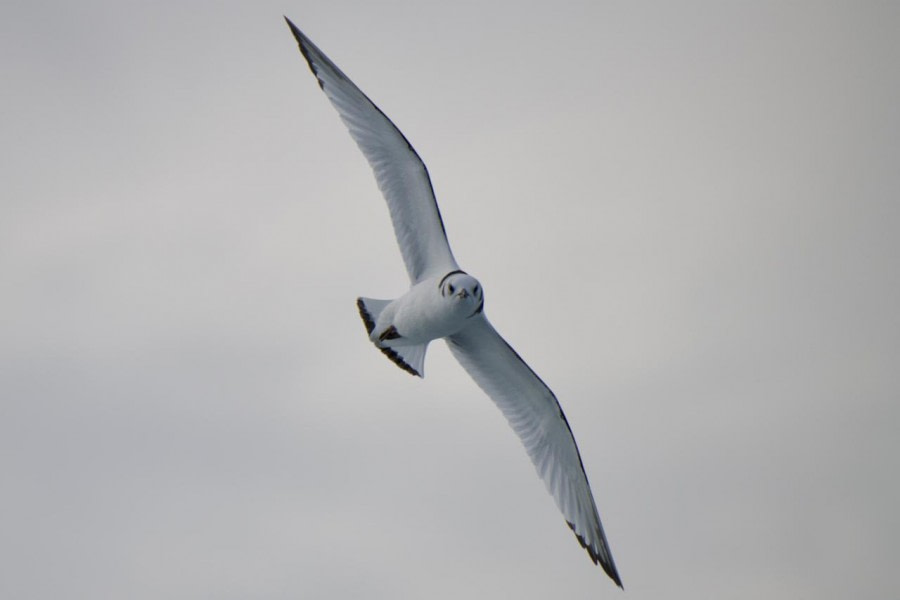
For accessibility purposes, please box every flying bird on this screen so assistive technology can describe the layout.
[285,17,622,588]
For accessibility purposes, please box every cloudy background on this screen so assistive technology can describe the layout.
[2,1,898,598]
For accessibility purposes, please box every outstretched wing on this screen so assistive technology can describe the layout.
[446,317,623,588]
[285,18,459,283]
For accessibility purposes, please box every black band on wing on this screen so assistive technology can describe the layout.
[357,298,376,334]
[378,325,402,341]
[378,346,421,377]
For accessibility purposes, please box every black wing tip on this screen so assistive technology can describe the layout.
[283,15,302,39]
[284,16,324,86]
[566,521,623,589]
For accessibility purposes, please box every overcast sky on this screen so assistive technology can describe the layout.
[2,1,899,598]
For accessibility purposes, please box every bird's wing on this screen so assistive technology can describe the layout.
[446,317,622,588]
[285,18,458,283]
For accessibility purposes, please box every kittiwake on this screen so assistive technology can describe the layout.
[285,17,623,588]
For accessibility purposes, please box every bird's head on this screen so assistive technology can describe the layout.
[441,272,484,315]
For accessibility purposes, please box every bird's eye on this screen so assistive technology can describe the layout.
[474,285,479,295]
[448,284,455,294]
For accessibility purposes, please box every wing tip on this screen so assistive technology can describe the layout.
[356,298,423,378]
[379,346,423,377]
[566,521,624,589]
[284,16,325,88]
[356,297,376,334]
[283,15,302,40]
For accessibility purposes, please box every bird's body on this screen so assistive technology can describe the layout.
[285,17,623,589]
[368,272,483,349]
[357,271,483,377]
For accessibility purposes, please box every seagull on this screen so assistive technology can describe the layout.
[285,17,623,588]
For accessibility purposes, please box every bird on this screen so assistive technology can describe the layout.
[285,17,623,588]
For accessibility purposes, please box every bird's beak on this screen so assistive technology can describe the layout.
[456,289,469,299]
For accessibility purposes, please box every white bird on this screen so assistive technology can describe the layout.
[285,17,623,588]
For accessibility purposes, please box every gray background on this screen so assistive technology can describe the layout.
[3,1,898,598]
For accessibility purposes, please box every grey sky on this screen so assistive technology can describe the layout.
[2,1,899,598]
